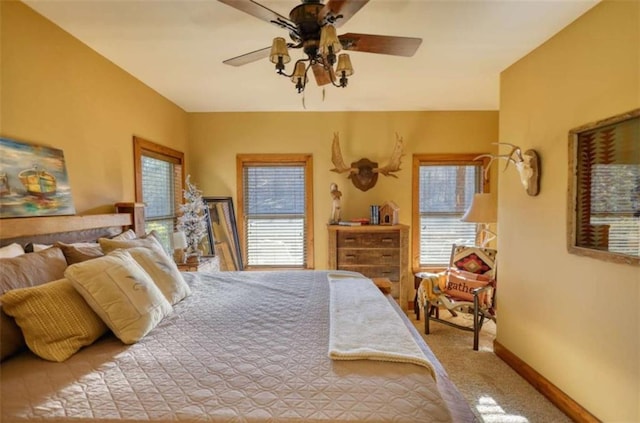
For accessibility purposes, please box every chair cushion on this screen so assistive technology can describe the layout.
[445,269,493,306]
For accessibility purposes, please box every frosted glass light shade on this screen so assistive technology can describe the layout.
[336,54,354,76]
[269,37,290,64]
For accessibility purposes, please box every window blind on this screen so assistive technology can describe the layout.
[243,165,307,267]
[590,164,640,255]
[141,155,181,250]
[418,164,481,266]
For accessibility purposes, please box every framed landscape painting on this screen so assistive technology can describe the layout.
[0,137,76,218]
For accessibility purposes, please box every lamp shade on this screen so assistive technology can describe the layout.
[335,54,354,76]
[461,193,497,223]
[319,25,341,56]
[172,231,188,250]
[269,37,290,64]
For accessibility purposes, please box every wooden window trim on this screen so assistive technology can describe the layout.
[411,153,490,272]
[236,153,314,270]
[133,136,185,204]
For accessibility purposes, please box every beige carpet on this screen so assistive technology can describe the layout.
[408,309,572,423]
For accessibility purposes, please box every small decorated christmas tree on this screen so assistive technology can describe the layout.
[176,175,207,261]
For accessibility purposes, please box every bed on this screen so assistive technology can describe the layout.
[0,212,476,422]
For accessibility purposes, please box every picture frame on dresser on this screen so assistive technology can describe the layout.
[203,196,243,271]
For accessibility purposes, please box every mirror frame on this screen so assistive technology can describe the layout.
[203,196,243,270]
[567,108,640,266]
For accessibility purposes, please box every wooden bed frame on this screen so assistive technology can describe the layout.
[0,203,144,247]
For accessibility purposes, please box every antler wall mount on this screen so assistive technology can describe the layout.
[475,142,541,196]
[330,132,405,191]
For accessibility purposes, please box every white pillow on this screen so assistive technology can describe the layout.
[64,250,173,344]
[111,229,137,241]
[32,244,52,252]
[0,243,25,258]
[127,247,191,305]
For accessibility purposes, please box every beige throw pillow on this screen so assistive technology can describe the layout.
[55,242,104,265]
[127,247,191,305]
[1,279,108,362]
[65,250,173,344]
[98,236,165,255]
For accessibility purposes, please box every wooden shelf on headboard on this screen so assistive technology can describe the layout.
[0,213,133,240]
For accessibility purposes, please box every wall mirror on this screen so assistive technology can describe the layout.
[568,108,639,265]
[203,196,243,270]
[198,206,215,257]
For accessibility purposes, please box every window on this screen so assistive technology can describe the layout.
[134,137,184,251]
[237,154,314,269]
[412,154,487,270]
[568,109,640,265]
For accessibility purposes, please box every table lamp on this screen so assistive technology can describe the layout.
[172,231,187,264]
[461,193,497,247]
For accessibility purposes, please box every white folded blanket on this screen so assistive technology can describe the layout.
[328,275,436,378]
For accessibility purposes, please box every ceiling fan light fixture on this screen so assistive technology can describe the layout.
[291,61,308,93]
[269,37,291,68]
[336,53,354,76]
[319,24,341,63]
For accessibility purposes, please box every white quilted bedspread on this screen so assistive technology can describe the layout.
[1,270,474,423]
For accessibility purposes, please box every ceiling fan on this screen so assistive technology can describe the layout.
[217,0,422,93]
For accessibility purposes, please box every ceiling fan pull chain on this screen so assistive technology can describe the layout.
[302,92,306,110]
[322,88,326,102]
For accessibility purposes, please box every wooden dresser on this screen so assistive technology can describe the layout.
[328,224,409,310]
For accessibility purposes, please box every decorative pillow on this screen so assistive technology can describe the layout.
[65,250,173,344]
[98,236,165,255]
[452,246,497,277]
[24,243,53,253]
[55,242,104,265]
[111,229,137,241]
[127,247,191,305]
[1,278,108,362]
[0,247,67,361]
[445,270,493,306]
[0,243,25,258]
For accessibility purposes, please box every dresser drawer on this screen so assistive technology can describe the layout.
[338,265,400,282]
[337,231,399,248]
[337,249,400,266]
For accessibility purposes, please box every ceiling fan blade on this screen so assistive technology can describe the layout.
[319,0,369,28]
[223,46,272,67]
[339,33,422,57]
[217,0,296,32]
[312,63,334,86]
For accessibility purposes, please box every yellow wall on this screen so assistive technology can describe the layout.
[0,1,188,214]
[499,1,639,421]
[188,111,498,305]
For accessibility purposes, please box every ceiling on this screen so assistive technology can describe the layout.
[23,0,599,112]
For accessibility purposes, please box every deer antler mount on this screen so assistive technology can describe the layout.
[330,133,405,192]
[476,142,540,196]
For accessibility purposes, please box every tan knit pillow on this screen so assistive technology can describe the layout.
[127,247,191,305]
[65,250,173,344]
[0,247,67,361]
[1,279,108,362]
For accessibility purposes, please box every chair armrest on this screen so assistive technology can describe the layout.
[471,282,494,296]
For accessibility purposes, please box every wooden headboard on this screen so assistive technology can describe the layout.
[0,203,144,247]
